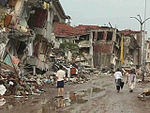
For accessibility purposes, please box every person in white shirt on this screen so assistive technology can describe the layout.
[114,68,123,93]
[56,66,66,97]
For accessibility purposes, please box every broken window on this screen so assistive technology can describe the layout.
[147,53,150,59]
[79,35,89,41]
[53,15,60,23]
[17,42,27,58]
[106,31,113,41]
[80,47,89,54]
[97,32,104,41]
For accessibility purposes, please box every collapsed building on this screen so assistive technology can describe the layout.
[0,0,72,96]
[0,0,69,75]
[91,27,121,70]
[74,25,100,67]
[119,30,142,69]
[53,23,100,66]
[52,23,143,71]
[0,0,144,75]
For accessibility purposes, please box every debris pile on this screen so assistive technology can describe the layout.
[50,55,95,84]
[138,89,150,101]
[0,0,55,97]
[0,0,100,99]
[0,67,56,97]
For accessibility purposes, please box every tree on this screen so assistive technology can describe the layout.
[59,42,79,57]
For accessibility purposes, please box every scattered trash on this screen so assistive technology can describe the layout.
[0,98,6,106]
[0,84,6,96]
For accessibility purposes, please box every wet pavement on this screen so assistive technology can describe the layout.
[0,74,150,113]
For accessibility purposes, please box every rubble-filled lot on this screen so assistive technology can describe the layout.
[0,73,150,113]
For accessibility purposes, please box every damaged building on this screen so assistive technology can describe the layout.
[74,25,100,67]
[52,22,77,62]
[52,24,100,66]
[91,28,142,70]
[92,27,121,70]
[0,0,74,97]
[120,30,142,69]
[0,0,69,75]
[52,23,143,70]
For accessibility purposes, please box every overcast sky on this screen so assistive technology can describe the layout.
[60,0,150,36]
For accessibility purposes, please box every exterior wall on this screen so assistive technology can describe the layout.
[35,4,66,41]
[51,2,66,23]
[145,39,150,71]
[93,28,119,69]
[146,41,150,62]
[93,52,112,68]
[123,35,139,67]
[75,34,93,67]
[94,42,113,53]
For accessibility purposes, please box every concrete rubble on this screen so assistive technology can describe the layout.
[0,1,99,102]
[0,50,97,98]
[0,1,150,109]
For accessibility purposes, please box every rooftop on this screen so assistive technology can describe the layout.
[119,30,142,36]
[53,23,100,37]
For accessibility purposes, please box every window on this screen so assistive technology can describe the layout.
[97,32,104,41]
[93,32,95,41]
[147,53,150,59]
[106,32,113,41]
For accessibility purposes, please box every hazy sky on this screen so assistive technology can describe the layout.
[60,0,150,36]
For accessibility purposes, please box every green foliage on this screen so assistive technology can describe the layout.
[60,42,79,54]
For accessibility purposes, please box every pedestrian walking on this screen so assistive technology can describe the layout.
[126,68,136,92]
[56,66,66,97]
[114,68,123,93]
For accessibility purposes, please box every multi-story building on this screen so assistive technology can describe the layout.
[91,27,121,70]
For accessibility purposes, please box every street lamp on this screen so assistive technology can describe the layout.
[130,15,150,31]
[130,15,150,81]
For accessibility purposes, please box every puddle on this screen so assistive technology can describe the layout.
[79,87,105,97]
[69,92,88,104]
[64,92,88,107]
[39,87,105,112]
[64,87,105,107]
[93,88,105,93]
[41,102,57,113]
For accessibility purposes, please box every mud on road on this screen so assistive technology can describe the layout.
[0,74,150,113]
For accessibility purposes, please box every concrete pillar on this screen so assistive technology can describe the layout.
[90,32,94,68]
[33,66,36,75]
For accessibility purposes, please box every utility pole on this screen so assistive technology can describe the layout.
[130,14,150,81]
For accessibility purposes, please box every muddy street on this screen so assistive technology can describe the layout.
[0,74,150,113]
[1,0,150,113]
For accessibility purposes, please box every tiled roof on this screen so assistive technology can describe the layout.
[53,23,100,37]
[74,25,100,36]
[53,23,75,37]
[119,30,142,36]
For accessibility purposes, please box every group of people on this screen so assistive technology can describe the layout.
[114,68,136,93]
[55,66,137,108]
